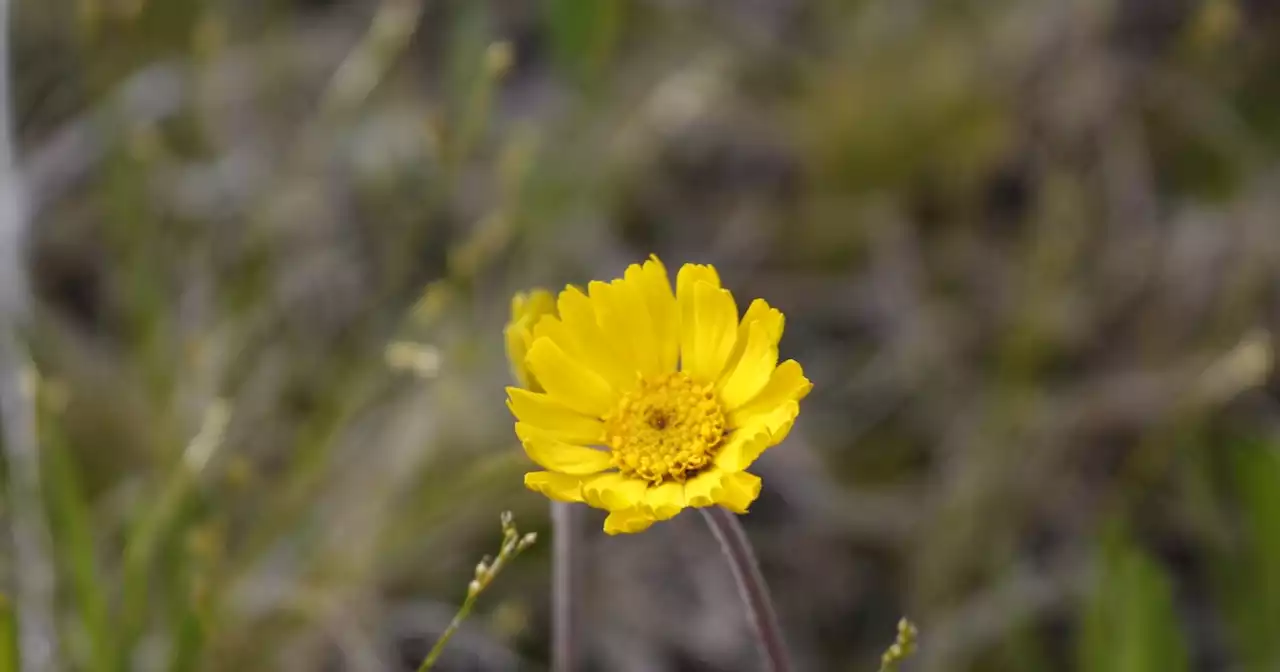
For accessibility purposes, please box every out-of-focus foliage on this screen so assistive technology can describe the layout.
[0,596,16,672]
[3,0,1280,670]
[1219,437,1280,672]
[1079,528,1188,672]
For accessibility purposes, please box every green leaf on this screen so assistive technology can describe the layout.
[44,437,114,672]
[1079,527,1189,672]
[1221,439,1280,670]
[544,0,626,83]
[0,596,16,672]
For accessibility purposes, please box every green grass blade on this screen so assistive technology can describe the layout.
[43,439,114,672]
[1079,526,1189,672]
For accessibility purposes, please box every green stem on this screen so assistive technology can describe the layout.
[416,595,479,672]
[417,513,534,671]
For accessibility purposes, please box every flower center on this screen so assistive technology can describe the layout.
[604,372,726,484]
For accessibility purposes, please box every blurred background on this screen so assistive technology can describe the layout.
[3,0,1280,670]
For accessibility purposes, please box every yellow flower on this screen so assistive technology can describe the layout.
[505,256,811,534]
[504,289,558,391]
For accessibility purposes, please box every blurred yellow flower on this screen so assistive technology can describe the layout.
[504,289,558,391]
[505,256,811,534]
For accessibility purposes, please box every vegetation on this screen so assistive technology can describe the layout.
[3,0,1280,669]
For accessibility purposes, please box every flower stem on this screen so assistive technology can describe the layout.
[551,502,580,672]
[700,507,792,672]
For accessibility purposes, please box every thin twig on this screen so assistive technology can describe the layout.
[551,502,580,672]
[0,0,59,668]
[417,593,480,672]
[317,0,427,119]
[700,507,791,672]
[417,512,535,672]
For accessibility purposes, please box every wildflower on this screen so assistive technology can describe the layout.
[505,256,811,534]
[504,289,558,391]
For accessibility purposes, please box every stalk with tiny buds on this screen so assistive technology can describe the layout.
[416,512,536,672]
[878,618,919,672]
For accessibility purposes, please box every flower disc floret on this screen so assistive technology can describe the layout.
[604,372,726,484]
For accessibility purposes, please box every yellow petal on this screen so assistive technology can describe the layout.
[583,472,649,511]
[676,263,721,294]
[676,266,719,370]
[512,290,557,322]
[553,286,637,392]
[713,425,774,472]
[507,388,604,445]
[721,299,784,378]
[679,280,739,383]
[718,321,779,410]
[525,337,617,417]
[765,403,799,445]
[603,508,656,535]
[586,280,644,375]
[504,324,534,389]
[729,360,812,429]
[624,257,679,375]
[516,423,613,475]
[588,274,670,379]
[755,400,799,445]
[524,471,588,502]
[505,290,558,390]
[737,401,793,468]
[613,275,664,378]
[644,482,688,520]
[741,299,785,344]
[715,471,762,513]
[716,401,800,471]
[534,317,636,395]
[645,256,681,373]
[555,284,596,326]
[684,469,726,507]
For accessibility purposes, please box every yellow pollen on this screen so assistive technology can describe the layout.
[604,372,726,485]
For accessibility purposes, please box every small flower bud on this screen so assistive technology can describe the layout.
[467,580,483,597]
[518,532,537,551]
[880,617,919,669]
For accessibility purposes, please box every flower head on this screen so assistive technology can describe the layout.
[505,256,811,534]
